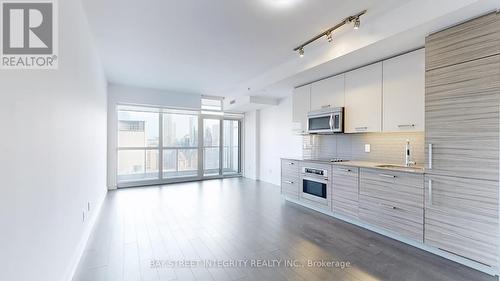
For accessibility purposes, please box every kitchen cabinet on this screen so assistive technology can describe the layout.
[292,85,310,134]
[359,168,424,242]
[332,166,359,219]
[425,54,500,181]
[345,62,382,133]
[310,74,345,111]
[383,49,425,132]
[281,159,299,199]
[426,12,500,71]
[424,174,499,267]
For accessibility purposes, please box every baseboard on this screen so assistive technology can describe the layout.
[284,196,499,277]
[63,191,107,281]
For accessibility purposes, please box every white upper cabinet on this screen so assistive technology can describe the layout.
[383,49,425,132]
[345,62,383,133]
[310,74,345,111]
[292,85,311,133]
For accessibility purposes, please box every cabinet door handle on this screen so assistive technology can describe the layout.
[355,127,368,131]
[288,162,295,165]
[378,173,396,178]
[379,202,399,210]
[428,179,433,206]
[284,181,294,184]
[428,143,433,169]
[398,124,415,128]
[339,168,351,172]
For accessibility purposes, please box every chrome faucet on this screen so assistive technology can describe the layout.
[405,139,416,167]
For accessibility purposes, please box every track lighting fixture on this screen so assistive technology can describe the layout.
[293,10,366,57]
[326,32,333,43]
[353,17,361,29]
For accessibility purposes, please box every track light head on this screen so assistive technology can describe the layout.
[326,32,333,43]
[298,47,304,58]
[353,17,361,29]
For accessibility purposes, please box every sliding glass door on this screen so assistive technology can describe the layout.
[203,118,222,177]
[223,120,240,175]
[116,107,242,187]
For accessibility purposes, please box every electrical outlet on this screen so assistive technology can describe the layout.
[365,144,371,153]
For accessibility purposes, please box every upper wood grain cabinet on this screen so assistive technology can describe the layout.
[424,174,499,267]
[345,62,383,133]
[383,49,425,132]
[426,12,500,71]
[310,74,345,111]
[425,54,500,181]
[292,85,311,134]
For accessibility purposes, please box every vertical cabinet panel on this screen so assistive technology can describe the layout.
[383,49,425,132]
[424,174,499,267]
[310,74,345,111]
[425,54,500,181]
[426,12,500,71]
[292,85,311,134]
[345,62,383,133]
[281,159,299,199]
[332,166,359,219]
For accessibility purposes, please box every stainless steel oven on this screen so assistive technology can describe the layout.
[307,107,344,134]
[301,167,330,206]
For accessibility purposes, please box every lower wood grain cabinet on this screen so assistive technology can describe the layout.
[332,166,359,219]
[359,168,424,242]
[281,159,299,199]
[424,174,499,267]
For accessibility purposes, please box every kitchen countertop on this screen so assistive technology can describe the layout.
[281,157,425,174]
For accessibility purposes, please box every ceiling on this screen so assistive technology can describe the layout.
[82,0,408,95]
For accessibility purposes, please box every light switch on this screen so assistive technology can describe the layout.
[365,144,371,153]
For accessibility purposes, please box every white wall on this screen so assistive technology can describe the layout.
[243,110,259,180]
[107,83,201,189]
[258,96,303,186]
[0,1,107,281]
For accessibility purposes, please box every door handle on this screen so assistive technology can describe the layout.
[398,124,416,128]
[288,162,295,165]
[339,168,351,172]
[428,143,433,169]
[355,127,368,131]
[378,174,396,178]
[428,179,433,206]
[284,181,294,184]
[329,114,333,130]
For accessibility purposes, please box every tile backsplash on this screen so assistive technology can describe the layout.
[303,132,424,165]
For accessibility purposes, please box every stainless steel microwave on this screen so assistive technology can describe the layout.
[307,107,344,134]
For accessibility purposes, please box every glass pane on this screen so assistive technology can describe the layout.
[163,149,198,178]
[117,150,159,183]
[203,118,220,176]
[118,111,159,147]
[308,116,330,131]
[203,119,220,146]
[204,147,220,176]
[223,120,240,174]
[163,114,198,147]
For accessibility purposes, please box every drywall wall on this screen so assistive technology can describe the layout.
[258,97,303,185]
[106,84,202,189]
[243,110,260,180]
[0,1,107,281]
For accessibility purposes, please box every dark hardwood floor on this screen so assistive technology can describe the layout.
[73,178,497,281]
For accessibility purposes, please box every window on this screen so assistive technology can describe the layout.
[163,113,199,179]
[115,105,242,187]
[117,111,160,183]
